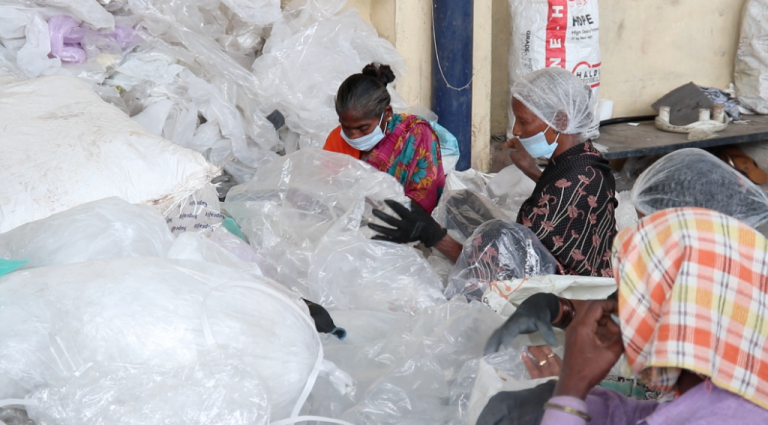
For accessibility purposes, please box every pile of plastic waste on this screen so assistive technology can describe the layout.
[0,0,408,184]
[0,1,631,424]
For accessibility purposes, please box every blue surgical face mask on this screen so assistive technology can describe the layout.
[341,113,386,151]
[517,126,560,159]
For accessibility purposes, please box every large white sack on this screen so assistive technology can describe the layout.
[0,257,320,423]
[735,0,768,113]
[0,75,217,233]
[223,148,409,295]
[507,0,601,138]
[0,197,174,270]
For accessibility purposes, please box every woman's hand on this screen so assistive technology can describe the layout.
[505,138,542,182]
[522,345,562,379]
[554,299,624,400]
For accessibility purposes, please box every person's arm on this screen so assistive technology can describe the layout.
[432,234,463,263]
[505,137,542,182]
[540,300,626,425]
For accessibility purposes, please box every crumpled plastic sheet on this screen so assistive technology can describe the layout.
[307,233,446,315]
[434,190,512,244]
[223,149,410,296]
[0,197,174,270]
[485,165,535,219]
[0,257,320,423]
[252,0,408,149]
[303,299,507,425]
[445,220,559,302]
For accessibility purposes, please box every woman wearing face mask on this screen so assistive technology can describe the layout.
[369,68,617,278]
[324,63,445,213]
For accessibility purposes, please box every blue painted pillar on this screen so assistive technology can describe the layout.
[432,0,473,171]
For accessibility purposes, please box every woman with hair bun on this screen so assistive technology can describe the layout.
[324,63,445,213]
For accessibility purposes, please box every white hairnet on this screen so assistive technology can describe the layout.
[631,148,768,228]
[511,67,595,136]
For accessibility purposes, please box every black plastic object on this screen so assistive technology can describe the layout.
[266,109,286,131]
[600,115,656,127]
[476,381,557,425]
[303,299,346,340]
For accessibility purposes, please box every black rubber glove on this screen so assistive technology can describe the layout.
[368,199,447,248]
[484,292,560,354]
[476,381,556,425]
[303,299,346,340]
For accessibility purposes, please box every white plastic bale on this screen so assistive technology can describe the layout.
[223,149,409,295]
[0,197,174,270]
[252,2,407,148]
[0,257,320,422]
[307,233,446,315]
[446,220,559,302]
[631,148,768,228]
[0,75,218,233]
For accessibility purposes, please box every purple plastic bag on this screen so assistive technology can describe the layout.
[48,15,87,63]
[48,15,141,64]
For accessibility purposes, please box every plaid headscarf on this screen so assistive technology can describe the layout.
[612,207,768,409]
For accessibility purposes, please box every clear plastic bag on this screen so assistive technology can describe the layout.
[0,197,174,270]
[631,148,768,228]
[307,233,446,315]
[434,190,512,244]
[0,257,320,423]
[223,149,409,294]
[252,4,407,148]
[304,299,505,425]
[485,165,535,220]
[446,220,559,302]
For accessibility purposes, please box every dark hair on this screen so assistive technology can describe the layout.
[335,63,395,119]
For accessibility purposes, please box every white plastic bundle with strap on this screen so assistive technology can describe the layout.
[0,75,217,233]
[0,258,323,424]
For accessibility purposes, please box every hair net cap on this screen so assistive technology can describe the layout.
[512,67,596,136]
[631,148,768,228]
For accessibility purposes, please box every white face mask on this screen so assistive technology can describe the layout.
[517,125,560,159]
[341,113,386,151]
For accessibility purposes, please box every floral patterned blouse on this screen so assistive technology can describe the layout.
[516,141,617,277]
[363,114,445,213]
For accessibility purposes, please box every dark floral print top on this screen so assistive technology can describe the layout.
[516,141,617,277]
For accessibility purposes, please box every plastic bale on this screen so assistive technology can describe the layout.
[223,149,409,295]
[0,257,321,422]
[0,197,174,270]
[445,220,559,302]
[307,233,446,315]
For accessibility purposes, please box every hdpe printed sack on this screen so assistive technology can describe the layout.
[735,0,768,113]
[508,0,601,138]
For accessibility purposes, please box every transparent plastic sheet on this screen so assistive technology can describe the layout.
[0,257,320,423]
[485,165,535,220]
[223,149,409,295]
[252,1,408,148]
[434,190,512,244]
[615,190,638,231]
[0,197,174,270]
[631,148,768,228]
[307,233,446,315]
[303,299,505,425]
[446,220,559,302]
[0,407,35,425]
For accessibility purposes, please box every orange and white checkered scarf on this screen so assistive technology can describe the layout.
[612,207,768,409]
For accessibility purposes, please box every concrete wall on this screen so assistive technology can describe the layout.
[490,0,748,135]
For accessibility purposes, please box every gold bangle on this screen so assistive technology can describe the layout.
[543,402,592,421]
